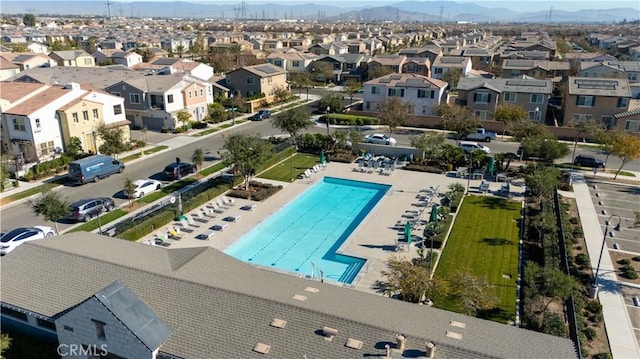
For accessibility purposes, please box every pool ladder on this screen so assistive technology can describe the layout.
[311,261,324,283]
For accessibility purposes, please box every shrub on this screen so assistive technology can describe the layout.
[403,164,444,174]
[583,327,597,341]
[572,226,583,238]
[633,256,640,262]
[192,121,208,129]
[569,217,579,224]
[542,311,567,337]
[119,209,177,241]
[620,264,638,279]
[161,126,171,133]
[593,353,612,359]
[227,181,283,201]
[618,258,631,265]
[575,253,589,266]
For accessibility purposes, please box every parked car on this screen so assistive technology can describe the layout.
[68,197,116,222]
[68,155,125,184]
[574,155,605,168]
[163,162,197,180]
[124,179,162,199]
[1,226,55,255]
[364,134,397,146]
[462,128,497,143]
[250,110,271,121]
[459,141,491,154]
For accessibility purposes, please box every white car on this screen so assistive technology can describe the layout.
[364,134,397,146]
[458,141,491,154]
[125,179,162,199]
[0,226,55,255]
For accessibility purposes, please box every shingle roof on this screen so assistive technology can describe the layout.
[365,73,448,89]
[0,81,47,103]
[3,85,71,115]
[49,50,91,60]
[0,234,578,359]
[567,77,631,97]
[8,66,145,89]
[457,77,553,94]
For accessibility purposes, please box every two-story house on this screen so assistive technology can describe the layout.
[92,49,143,68]
[0,57,20,81]
[363,73,448,116]
[308,42,349,56]
[225,63,288,100]
[398,46,442,64]
[562,77,631,127]
[431,56,473,80]
[266,52,316,73]
[48,50,95,67]
[1,52,56,71]
[501,59,570,79]
[368,55,407,77]
[456,77,553,121]
[310,54,369,83]
[401,58,431,77]
[578,61,640,83]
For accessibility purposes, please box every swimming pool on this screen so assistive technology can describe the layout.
[225,177,390,284]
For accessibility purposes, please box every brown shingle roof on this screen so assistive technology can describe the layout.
[0,81,47,103]
[4,86,71,115]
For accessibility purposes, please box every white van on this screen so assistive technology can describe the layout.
[458,141,491,154]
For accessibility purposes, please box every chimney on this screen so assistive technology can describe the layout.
[425,341,436,359]
[396,334,406,351]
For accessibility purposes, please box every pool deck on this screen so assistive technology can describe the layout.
[142,162,525,294]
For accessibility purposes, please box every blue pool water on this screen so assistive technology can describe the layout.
[225,177,390,284]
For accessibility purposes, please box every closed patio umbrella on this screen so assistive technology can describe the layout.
[404,221,412,243]
[430,204,438,223]
[320,150,326,165]
[487,156,495,177]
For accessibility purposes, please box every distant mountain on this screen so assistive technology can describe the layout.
[1,1,636,23]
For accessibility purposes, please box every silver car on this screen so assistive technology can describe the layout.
[364,134,397,146]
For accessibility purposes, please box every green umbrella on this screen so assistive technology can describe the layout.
[404,221,412,243]
[487,156,495,177]
[320,150,326,165]
[430,204,438,223]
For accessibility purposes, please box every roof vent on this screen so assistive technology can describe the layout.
[270,318,287,329]
[425,341,437,359]
[305,286,319,293]
[450,320,466,328]
[322,326,338,341]
[292,294,307,301]
[396,333,406,351]
[345,338,363,350]
[446,331,463,340]
[253,342,271,354]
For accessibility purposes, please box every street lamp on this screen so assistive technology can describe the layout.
[466,151,473,194]
[326,106,330,136]
[534,107,540,122]
[229,93,236,125]
[590,215,622,298]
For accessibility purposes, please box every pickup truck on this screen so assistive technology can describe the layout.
[463,128,497,143]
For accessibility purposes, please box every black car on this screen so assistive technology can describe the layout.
[68,197,116,222]
[250,110,271,121]
[573,155,605,168]
[163,162,197,180]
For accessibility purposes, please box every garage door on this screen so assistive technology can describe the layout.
[142,117,165,131]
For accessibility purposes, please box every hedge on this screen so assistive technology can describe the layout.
[322,114,380,126]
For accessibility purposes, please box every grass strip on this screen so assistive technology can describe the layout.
[2,183,59,203]
[258,153,320,182]
[137,178,198,204]
[200,162,227,177]
[191,128,219,137]
[120,145,169,162]
[67,209,128,233]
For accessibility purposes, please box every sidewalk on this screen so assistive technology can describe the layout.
[573,171,640,359]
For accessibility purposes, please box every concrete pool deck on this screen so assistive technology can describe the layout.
[142,161,524,294]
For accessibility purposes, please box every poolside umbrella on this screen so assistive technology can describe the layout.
[430,204,438,223]
[320,150,326,165]
[404,221,412,244]
[487,156,495,177]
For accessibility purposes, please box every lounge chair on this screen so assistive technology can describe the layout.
[201,207,217,218]
[178,218,197,231]
[142,239,156,246]
[223,214,241,222]
[215,198,230,209]
[168,226,181,239]
[207,203,225,214]
[223,197,236,206]
[240,204,256,211]
[154,232,175,247]
[211,223,229,231]
[191,212,209,223]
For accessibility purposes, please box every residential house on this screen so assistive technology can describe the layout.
[106,73,214,131]
[266,52,316,73]
[578,61,640,83]
[56,84,130,154]
[311,54,369,83]
[562,77,631,127]
[99,38,123,50]
[159,38,192,53]
[93,49,143,68]
[48,50,95,67]
[363,73,448,116]
[344,40,366,54]
[563,52,617,63]
[368,55,407,77]
[459,47,496,71]
[225,63,288,100]
[613,107,640,133]
[630,46,640,61]
[501,59,570,79]
[262,39,283,51]
[0,234,579,359]
[0,57,20,81]
[1,53,56,71]
[308,42,349,56]
[401,57,431,77]
[431,56,473,80]
[8,66,147,91]
[26,42,49,54]
[398,45,442,64]
[456,77,554,121]
[134,58,214,82]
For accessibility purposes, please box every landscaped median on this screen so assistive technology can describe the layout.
[433,195,522,323]
[0,176,69,206]
[119,145,169,163]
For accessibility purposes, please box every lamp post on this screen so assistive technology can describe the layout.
[569,137,579,186]
[535,107,540,122]
[466,151,473,194]
[229,93,236,126]
[326,106,330,136]
[590,215,621,298]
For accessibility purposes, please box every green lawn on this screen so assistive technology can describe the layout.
[191,127,219,137]
[434,195,521,323]
[258,153,320,182]
[67,209,127,233]
[200,162,227,177]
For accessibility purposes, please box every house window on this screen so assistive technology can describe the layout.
[625,120,640,131]
[1,306,28,322]
[474,110,488,120]
[434,68,443,74]
[247,77,255,85]
[346,63,354,69]
[188,91,192,99]
[388,88,404,97]
[474,92,490,104]
[617,97,629,108]
[110,92,121,97]
[82,111,88,121]
[576,96,595,107]
[84,58,92,65]
[93,109,99,119]
[35,118,41,129]
[167,94,174,103]
[292,60,300,67]
[200,89,204,96]
[36,318,56,331]
[628,73,637,81]
[417,89,427,98]
[40,141,55,155]
[12,118,26,131]
[371,86,380,95]
[113,104,122,115]
[365,101,371,110]
[530,94,544,104]
[129,93,140,104]
[92,320,106,340]
[504,92,516,102]
[274,60,282,67]
[72,113,79,123]
[572,114,593,122]
[601,116,614,128]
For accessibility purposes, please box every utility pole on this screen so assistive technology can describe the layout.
[106,0,112,22]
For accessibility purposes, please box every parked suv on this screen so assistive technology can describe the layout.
[163,162,197,180]
[68,198,116,222]
[574,155,605,168]
[458,141,491,154]
[250,110,271,121]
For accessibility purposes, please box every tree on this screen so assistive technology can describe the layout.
[272,107,312,181]
[525,167,559,206]
[610,133,640,179]
[96,126,126,156]
[191,148,204,171]
[596,129,623,166]
[493,103,527,137]
[290,72,313,100]
[176,110,192,131]
[435,104,479,141]
[65,136,83,158]
[0,333,11,358]
[207,102,228,123]
[273,85,290,103]
[510,121,546,142]
[441,68,462,89]
[28,188,68,234]
[447,270,498,316]
[23,14,36,27]
[222,133,273,191]
[410,133,445,162]
[123,177,136,207]
[1,155,11,190]
[377,97,410,136]
[367,65,393,80]
[312,62,334,84]
[318,94,343,115]
[175,45,185,58]
[520,135,569,164]
[377,256,439,303]
[343,79,362,106]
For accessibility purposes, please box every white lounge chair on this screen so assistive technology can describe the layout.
[240,204,256,211]
[223,214,241,222]
[207,203,225,214]
[154,232,174,247]
[223,197,236,206]
[167,226,181,239]
[215,198,230,209]
[191,212,209,223]
[200,207,217,218]
[178,218,197,231]
[211,223,229,231]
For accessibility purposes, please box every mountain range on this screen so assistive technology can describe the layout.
[2,1,637,23]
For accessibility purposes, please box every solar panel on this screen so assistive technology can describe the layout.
[505,60,535,67]
[505,80,547,87]
[575,79,617,90]
[255,65,278,74]
[440,57,464,64]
